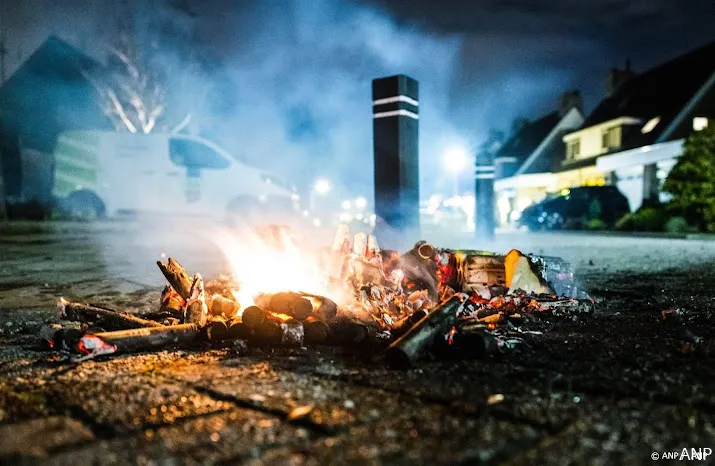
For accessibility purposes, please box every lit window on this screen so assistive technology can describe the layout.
[641,117,660,134]
[566,140,580,159]
[601,126,620,151]
[693,117,708,131]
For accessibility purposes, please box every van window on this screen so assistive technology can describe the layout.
[261,174,292,190]
[169,139,230,169]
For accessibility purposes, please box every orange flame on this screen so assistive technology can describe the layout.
[268,312,293,322]
[209,226,346,315]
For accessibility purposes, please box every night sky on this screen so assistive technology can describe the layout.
[1,0,713,196]
[367,0,715,122]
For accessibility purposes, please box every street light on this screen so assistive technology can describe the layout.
[313,178,331,195]
[310,178,331,211]
[443,145,470,197]
[443,145,469,173]
[355,196,367,210]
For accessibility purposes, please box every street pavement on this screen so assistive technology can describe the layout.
[1,221,714,465]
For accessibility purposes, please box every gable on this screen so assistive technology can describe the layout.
[583,41,715,149]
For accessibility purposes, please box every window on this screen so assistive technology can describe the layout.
[566,140,580,160]
[693,117,708,131]
[641,117,660,134]
[169,139,230,169]
[601,126,621,151]
[260,174,292,190]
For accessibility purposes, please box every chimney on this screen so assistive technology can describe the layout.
[606,59,635,96]
[558,90,582,117]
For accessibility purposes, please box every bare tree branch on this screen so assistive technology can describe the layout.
[82,28,200,135]
[106,88,138,133]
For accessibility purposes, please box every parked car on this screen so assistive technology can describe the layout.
[52,131,300,222]
[518,186,630,231]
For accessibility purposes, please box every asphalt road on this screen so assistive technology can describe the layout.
[1,221,714,464]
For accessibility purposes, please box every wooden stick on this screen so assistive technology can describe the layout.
[184,273,208,327]
[79,324,199,355]
[386,295,463,368]
[241,305,267,328]
[60,301,164,330]
[265,292,313,321]
[205,316,228,341]
[390,309,428,339]
[157,258,193,299]
[304,316,330,343]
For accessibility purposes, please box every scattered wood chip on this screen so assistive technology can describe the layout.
[487,394,505,405]
[287,405,314,421]
[248,394,266,403]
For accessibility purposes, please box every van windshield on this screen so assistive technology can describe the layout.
[169,139,230,170]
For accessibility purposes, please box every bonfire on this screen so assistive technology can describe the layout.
[44,224,592,367]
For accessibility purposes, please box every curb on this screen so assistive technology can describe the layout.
[501,230,715,241]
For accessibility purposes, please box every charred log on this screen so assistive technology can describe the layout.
[184,273,209,327]
[225,320,251,340]
[159,285,184,315]
[262,292,313,321]
[210,294,239,318]
[434,327,499,359]
[304,316,330,343]
[157,258,193,299]
[280,320,305,346]
[241,305,267,328]
[390,309,428,339]
[205,316,229,341]
[60,301,164,330]
[386,295,464,368]
[328,318,371,344]
[78,324,200,358]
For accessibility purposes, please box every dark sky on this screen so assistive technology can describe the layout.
[364,0,715,125]
[1,0,713,195]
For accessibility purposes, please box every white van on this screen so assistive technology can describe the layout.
[52,131,300,221]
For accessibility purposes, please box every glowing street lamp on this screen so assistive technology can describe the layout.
[355,196,367,210]
[341,200,352,210]
[443,145,469,173]
[310,178,332,211]
[313,178,331,195]
[443,145,470,197]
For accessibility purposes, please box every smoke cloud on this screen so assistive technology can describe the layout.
[182,0,464,201]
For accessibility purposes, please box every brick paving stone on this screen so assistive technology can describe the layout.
[43,352,235,432]
[34,408,311,465]
[252,410,541,465]
[509,400,715,465]
[0,416,95,460]
[161,355,420,430]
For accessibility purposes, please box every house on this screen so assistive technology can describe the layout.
[493,91,584,225]
[0,36,110,211]
[563,42,715,211]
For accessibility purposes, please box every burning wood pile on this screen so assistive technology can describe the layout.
[42,225,592,367]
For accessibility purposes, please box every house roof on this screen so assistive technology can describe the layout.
[0,35,102,101]
[495,111,561,166]
[582,41,715,149]
[0,36,110,148]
